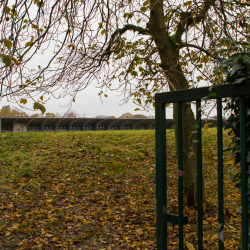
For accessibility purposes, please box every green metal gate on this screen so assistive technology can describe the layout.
[155,83,250,249]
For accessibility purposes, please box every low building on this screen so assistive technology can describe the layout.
[0,117,220,133]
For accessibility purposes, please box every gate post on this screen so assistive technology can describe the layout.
[240,96,248,249]
[155,100,167,250]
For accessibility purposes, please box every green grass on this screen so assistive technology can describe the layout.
[0,129,241,249]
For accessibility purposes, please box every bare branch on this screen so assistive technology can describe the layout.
[104,24,150,59]
[178,43,218,59]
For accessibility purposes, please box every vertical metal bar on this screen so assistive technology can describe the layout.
[217,98,224,249]
[240,96,248,249]
[178,102,184,250]
[196,100,203,249]
[155,99,167,250]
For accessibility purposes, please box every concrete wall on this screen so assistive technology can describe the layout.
[13,123,27,132]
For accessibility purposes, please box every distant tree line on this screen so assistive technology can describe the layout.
[119,113,148,118]
[0,105,28,117]
[0,106,154,119]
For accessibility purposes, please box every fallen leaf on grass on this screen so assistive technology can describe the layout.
[211,234,218,240]
[186,241,196,250]
[136,228,143,235]
[45,233,54,237]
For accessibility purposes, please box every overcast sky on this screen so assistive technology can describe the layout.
[1,84,175,118]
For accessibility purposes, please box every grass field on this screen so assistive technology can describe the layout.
[0,129,241,249]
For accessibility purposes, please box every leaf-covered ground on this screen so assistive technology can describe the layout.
[0,129,241,249]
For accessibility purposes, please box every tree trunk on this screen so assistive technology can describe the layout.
[149,0,201,205]
[173,102,197,205]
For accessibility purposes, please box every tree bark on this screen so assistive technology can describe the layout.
[173,102,197,205]
[149,0,199,205]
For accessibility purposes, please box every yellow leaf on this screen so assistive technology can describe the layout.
[211,234,218,240]
[228,224,237,230]
[187,1,193,7]
[130,241,141,247]
[45,233,53,237]
[51,237,59,241]
[186,241,196,250]
[46,199,53,203]
[135,228,143,235]
[204,123,213,130]
[3,39,12,49]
